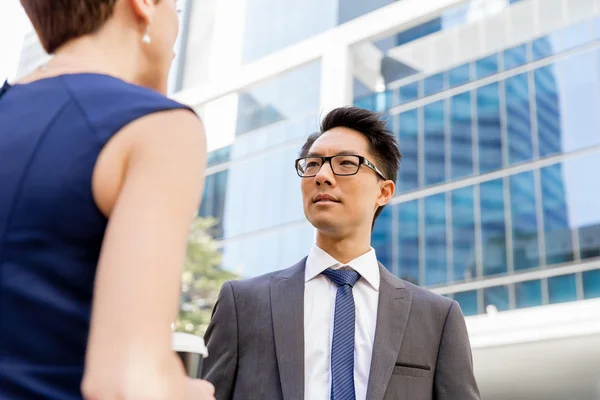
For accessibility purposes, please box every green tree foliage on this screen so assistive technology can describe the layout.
[174,217,238,336]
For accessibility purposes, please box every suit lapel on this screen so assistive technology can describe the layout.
[366,264,412,400]
[271,258,306,400]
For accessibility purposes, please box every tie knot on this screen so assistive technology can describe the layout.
[322,267,360,287]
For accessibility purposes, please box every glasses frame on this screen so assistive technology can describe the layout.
[295,155,386,180]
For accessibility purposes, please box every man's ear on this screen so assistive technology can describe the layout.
[376,179,395,207]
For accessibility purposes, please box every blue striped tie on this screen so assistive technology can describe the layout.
[322,267,361,400]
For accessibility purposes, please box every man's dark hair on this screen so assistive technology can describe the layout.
[300,106,402,226]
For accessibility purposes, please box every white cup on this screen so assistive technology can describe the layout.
[172,332,208,378]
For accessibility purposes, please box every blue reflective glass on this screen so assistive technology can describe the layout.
[242,1,334,63]
[540,164,574,265]
[532,36,554,61]
[372,205,394,270]
[454,290,479,316]
[236,62,320,135]
[448,63,471,87]
[199,171,229,239]
[510,171,540,270]
[480,179,507,276]
[503,44,527,70]
[450,92,474,179]
[506,73,533,164]
[223,146,304,239]
[549,51,600,154]
[424,101,446,185]
[354,94,375,111]
[397,109,419,192]
[552,20,593,53]
[583,269,600,299]
[221,223,314,278]
[535,65,562,157]
[424,73,445,96]
[548,274,578,304]
[515,280,543,309]
[595,16,600,41]
[207,146,232,167]
[452,186,476,282]
[395,17,442,46]
[477,83,503,173]
[558,154,600,261]
[399,81,420,104]
[397,200,420,285]
[484,285,509,312]
[425,194,447,286]
[476,54,499,79]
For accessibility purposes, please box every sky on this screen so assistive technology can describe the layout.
[0,1,27,82]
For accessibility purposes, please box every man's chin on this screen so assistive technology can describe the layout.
[308,216,342,233]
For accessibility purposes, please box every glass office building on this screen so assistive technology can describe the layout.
[179,0,600,310]
[176,0,600,397]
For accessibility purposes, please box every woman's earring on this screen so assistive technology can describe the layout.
[142,26,151,44]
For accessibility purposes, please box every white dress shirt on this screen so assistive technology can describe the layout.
[304,245,380,400]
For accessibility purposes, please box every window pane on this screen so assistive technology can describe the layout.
[515,280,543,309]
[236,62,321,135]
[425,194,447,286]
[536,52,600,157]
[222,223,314,278]
[450,92,474,179]
[397,110,419,192]
[480,179,507,276]
[424,101,446,185]
[506,73,533,164]
[372,205,393,270]
[207,146,232,168]
[449,63,471,87]
[424,73,445,96]
[399,81,420,104]
[532,36,554,61]
[477,83,503,173]
[484,285,509,311]
[503,44,527,70]
[541,164,574,265]
[510,171,540,270]
[397,200,420,285]
[560,154,600,261]
[552,20,593,53]
[535,65,562,157]
[476,54,499,79]
[583,269,600,299]
[455,290,479,316]
[548,274,577,304]
[199,171,229,239]
[452,186,476,282]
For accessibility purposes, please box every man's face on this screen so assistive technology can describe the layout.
[300,127,394,236]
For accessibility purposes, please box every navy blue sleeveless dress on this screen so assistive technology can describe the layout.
[0,73,194,399]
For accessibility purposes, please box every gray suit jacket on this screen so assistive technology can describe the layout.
[202,258,480,400]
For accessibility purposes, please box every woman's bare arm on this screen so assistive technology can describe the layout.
[82,109,211,400]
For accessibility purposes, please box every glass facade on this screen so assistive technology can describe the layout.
[192,0,600,316]
[196,61,321,275]
[353,11,600,315]
[241,0,396,63]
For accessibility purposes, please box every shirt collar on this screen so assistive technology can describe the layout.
[305,244,380,291]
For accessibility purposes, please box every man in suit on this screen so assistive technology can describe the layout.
[202,106,481,400]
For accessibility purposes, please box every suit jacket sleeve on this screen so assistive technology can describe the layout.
[201,281,238,400]
[433,301,481,400]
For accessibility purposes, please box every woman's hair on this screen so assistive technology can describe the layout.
[21,0,120,54]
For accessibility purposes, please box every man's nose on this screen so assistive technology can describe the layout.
[314,161,336,187]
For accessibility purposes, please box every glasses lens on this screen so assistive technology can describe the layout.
[297,157,322,177]
[332,155,360,175]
